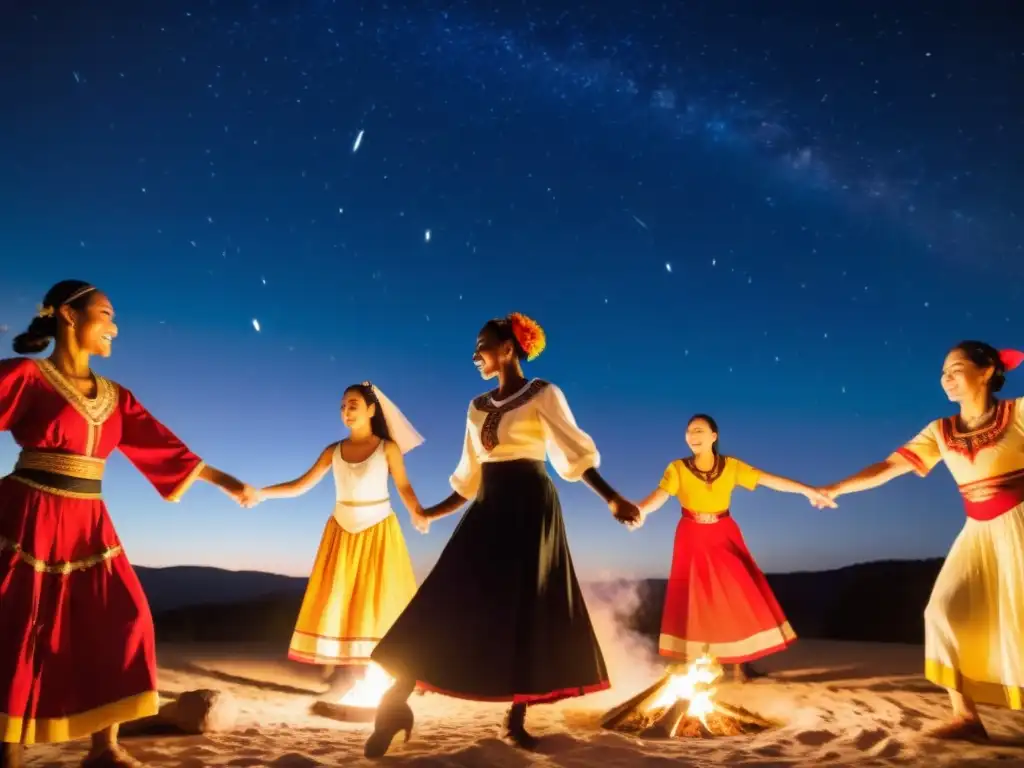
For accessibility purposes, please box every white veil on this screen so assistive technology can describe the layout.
[366,381,424,455]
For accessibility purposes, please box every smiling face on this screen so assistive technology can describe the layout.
[685,417,718,456]
[941,347,993,403]
[341,390,375,430]
[473,325,514,380]
[63,291,118,358]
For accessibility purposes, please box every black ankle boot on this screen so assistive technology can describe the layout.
[501,703,538,750]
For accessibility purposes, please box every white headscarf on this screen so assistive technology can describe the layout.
[365,382,424,455]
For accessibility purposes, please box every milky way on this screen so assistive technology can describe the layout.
[0,0,1021,576]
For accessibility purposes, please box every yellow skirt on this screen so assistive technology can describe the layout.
[924,502,1024,709]
[288,513,417,665]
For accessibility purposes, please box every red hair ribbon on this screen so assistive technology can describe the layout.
[1000,349,1024,371]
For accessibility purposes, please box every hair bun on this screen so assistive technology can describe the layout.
[12,317,55,355]
[508,312,546,361]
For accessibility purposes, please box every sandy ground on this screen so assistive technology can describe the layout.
[20,637,1024,767]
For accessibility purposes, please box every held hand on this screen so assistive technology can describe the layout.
[410,508,431,534]
[806,487,838,509]
[237,484,262,508]
[609,495,641,526]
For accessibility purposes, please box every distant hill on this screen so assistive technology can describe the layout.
[136,565,306,613]
[149,558,945,646]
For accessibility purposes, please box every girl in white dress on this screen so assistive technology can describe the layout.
[258,383,428,694]
[364,313,640,757]
[823,342,1024,742]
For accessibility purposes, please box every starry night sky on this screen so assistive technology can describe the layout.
[1,0,1021,580]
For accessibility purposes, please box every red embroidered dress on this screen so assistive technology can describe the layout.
[0,357,205,744]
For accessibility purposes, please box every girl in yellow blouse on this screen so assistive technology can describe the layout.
[823,341,1024,742]
[636,414,835,681]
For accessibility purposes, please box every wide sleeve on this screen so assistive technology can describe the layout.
[449,407,482,499]
[118,387,206,502]
[536,383,600,481]
[0,358,33,432]
[895,420,943,477]
[732,458,762,490]
[658,461,680,496]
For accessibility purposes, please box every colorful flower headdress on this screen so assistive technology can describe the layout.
[508,312,546,361]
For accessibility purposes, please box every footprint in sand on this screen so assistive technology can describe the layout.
[267,753,323,768]
[852,728,889,751]
[795,729,838,747]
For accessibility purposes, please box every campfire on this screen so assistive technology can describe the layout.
[601,655,775,738]
[310,662,394,723]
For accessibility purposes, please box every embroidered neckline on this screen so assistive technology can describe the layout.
[681,455,726,486]
[473,379,549,451]
[33,359,118,426]
[489,379,537,407]
[939,400,1013,462]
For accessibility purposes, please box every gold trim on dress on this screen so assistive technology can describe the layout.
[925,658,1023,710]
[0,690,158,745]
[0,535,123,575]
[659,621,797,661]
[15,451,105,480]
[166,460,206,502]
[33,359,119,454]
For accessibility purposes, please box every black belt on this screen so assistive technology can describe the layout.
[8,468,102,497]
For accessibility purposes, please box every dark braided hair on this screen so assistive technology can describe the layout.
[12,280,97,355]
[951,340,1006,395]
[343,383,393,442]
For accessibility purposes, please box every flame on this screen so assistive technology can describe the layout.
[648,655,723,726]
[337,662,395,709]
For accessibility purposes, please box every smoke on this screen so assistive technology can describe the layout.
[582,579,664,707]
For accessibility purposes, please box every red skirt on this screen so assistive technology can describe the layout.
[0,478,159,745]
[659,509,796,664]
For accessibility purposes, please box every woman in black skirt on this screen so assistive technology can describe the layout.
[364,312,641,757]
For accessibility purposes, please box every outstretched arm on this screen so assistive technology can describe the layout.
[582,468,641,524]
[423,491,468,521]
[199,465,249,500]
[758,471,837,508]
[383,441,429,532]
[259,444,335,500]
[638,488,671,518]
[825,453,916,498]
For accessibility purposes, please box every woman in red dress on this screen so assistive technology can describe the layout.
[635,413,835,681]
[0,281,253,768]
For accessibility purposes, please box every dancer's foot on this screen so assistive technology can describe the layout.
[81,745,146,768]
[1,743,24,768]
[364,700,414,758]
[500,703,539,750]
[924,716,989,743]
